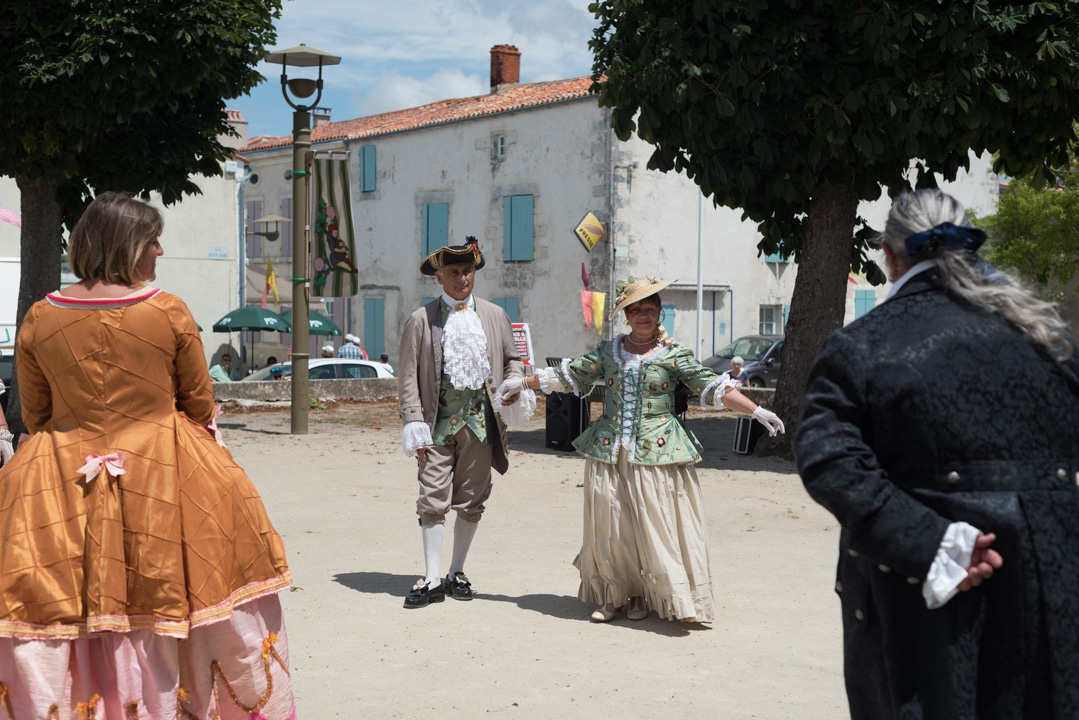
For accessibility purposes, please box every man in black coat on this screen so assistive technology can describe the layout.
[795,189,1079,719]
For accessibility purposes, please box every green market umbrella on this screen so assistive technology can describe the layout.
[281,309,342,336]
[212,306,291,333]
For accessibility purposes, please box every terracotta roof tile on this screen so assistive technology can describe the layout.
[241,76,597,153]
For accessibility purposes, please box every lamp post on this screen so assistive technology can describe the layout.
[264,44,341,435]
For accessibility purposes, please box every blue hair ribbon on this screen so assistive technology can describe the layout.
[904,222,987,256]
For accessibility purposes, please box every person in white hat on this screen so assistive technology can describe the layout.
[337,333,367,360]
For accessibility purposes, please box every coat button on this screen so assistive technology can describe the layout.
[835,581,843,593]
[854,609,865,621]
[847,548,859,557]
[907,577,920,585]
[878,564,891,573]
[946,471,960,484]
[1058,468,1068,481]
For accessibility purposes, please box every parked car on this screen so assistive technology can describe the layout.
[241,358,395,381]
[702,335,784,388]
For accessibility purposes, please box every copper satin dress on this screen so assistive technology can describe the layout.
[0,288,293,719]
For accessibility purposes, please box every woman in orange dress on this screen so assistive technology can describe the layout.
[0,193,294,718]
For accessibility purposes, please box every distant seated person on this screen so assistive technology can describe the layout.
[208,353,237,382]
[337,333,368,360]
[270,367,284,380]
[320,344,335,358]
[379,352,393,374]
[722,355,748,386]
[265,355,278,366]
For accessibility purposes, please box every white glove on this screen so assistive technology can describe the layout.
[401,421,433,457]
[495,376,524,405]
[0,428,13,466]
[752,407,785,436]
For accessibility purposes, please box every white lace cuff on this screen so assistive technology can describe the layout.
[401,421,433,456]
[700,376,738,406]
[923,521,981,609]
[495,388,537,426]
[537,367,565,394]
[555,358,581,395]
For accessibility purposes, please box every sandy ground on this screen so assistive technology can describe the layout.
[219,398,848,719]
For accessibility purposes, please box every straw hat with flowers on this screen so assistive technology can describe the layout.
[610,276,675,318]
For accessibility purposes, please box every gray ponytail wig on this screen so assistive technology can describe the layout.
[882,189,1072,360]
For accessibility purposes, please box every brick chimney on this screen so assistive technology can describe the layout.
[490,44,521,91]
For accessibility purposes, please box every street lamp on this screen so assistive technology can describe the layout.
[248,214,289,243]
[264,44,341,435]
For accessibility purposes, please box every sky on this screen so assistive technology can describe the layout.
[231,0,602,141]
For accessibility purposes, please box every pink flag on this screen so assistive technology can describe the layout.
[581,262,590,290]
[581,290,594,331]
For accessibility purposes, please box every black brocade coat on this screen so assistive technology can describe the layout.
[795,269,1079,720]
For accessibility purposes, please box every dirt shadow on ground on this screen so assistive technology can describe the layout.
[332,571,706,635]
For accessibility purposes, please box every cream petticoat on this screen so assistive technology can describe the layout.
[574,452,715,622]
[0,594,293,719]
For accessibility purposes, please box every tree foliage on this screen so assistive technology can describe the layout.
[589,0,1079,452]
[1,0,281,224]
[982,171,1079,290]
[591,0,1079,270]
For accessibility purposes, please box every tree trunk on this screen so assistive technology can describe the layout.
[7,176,64,438]
[755,181,858,459]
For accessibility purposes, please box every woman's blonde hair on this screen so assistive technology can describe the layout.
[882,188,1071,359]
[67,192,163,285]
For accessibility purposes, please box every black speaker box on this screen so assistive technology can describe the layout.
[545,391,588,451]
[733,414,767,454]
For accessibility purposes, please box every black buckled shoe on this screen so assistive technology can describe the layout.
[445,572,473,601]
[403,578,446,609]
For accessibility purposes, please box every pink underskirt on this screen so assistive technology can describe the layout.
[0,594,293,719]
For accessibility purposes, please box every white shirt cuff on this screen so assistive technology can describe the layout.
[922,521,981,609]
[537,367,565,394]
[401,421,433,456]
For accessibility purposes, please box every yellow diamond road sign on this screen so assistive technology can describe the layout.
[574,212,605,252]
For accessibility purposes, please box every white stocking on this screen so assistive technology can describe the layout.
[449,516,479,576]
[422,522,445,587]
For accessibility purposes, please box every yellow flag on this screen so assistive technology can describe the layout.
[592,292,606,335]
[266,256,280,310]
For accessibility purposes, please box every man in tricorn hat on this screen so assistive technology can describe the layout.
[398,236,524,608]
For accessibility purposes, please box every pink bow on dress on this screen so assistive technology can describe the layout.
[76,452,126,485]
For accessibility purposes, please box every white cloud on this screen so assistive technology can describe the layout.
[353,69,488,117]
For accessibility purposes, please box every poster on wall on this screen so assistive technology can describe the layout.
[309,150,359,297]
[511,323,535,370]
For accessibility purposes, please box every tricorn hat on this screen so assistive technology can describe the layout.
[610,276,675,318]
[420,236,486,276]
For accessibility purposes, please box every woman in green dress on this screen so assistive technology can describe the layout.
[507,277,785,622]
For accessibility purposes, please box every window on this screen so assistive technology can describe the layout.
[279,197,293,257]
[364,297,386,358]
[245,199,263,259]
[759,306,778,335]
[764,252,787,263]
[492,298,519,322]
[660,304,675,334]
[855,289,876,319]
[783,304,791,331]
[422,203,449,258]
[421,297,437,307]
[342,363,376,379]
[492,133,506,161]
[502,195,534,261]
[361,145,376,192]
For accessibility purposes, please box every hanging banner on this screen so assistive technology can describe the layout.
[511,323,535,369]
[309,151,359,297]
[592,292,606,335]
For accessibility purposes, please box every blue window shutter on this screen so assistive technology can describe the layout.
[364,298,386,358]
[502,196,513,261]
[422,203,449,257]
[783,304,791,330]
[512,195,534,261]
[362,145,376,192]
[855,289,876,319]
[503,195,534,261]
[493,298,519,322]
[660,304,675,334]
[421,297,437,307]
[765,252,786,263]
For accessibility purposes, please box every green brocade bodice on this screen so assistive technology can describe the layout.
[553,339,726,466]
